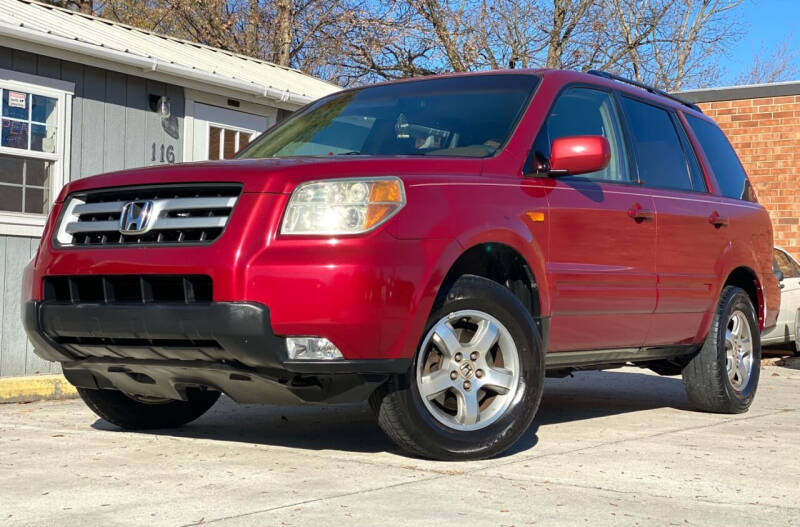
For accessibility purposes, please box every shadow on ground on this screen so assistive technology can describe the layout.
[91,369,690,457]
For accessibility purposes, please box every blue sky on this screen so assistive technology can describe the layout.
[720,0,800,84]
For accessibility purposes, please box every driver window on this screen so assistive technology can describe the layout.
[533,87,629,182]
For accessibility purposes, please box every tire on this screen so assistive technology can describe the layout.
[370,275,545,460]
[682,286,760,413]
[78,387,220,430]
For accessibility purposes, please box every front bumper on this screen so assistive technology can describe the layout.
[24,301,410,404]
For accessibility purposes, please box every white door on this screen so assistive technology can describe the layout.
[191,103,273,161]
[763,248,800,344]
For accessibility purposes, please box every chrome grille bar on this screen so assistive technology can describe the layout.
[54,185,242,247]
[65,220,119,234]
[72,201,126,215]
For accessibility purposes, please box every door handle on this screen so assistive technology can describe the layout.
[708,211,729,227]
[628,203,654,221]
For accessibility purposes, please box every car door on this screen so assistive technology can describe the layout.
[535,86,657,352]
[767,248,800,342]
[615,96,727,346]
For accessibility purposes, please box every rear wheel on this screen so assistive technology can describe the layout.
[371,275,544,460]
[78,387,220,430]
[682,286,760,413]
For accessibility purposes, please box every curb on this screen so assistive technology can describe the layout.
[0,375,78,403]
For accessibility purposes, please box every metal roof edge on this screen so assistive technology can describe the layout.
[15,0,339,89]
[0,21,318,106]
[676,80,800,103]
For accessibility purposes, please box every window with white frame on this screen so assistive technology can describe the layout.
[0,69,72,236]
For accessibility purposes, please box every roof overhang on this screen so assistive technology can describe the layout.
[678,80,800,104]
[0,21,328,110]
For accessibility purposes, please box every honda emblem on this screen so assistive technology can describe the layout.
[119,200,154,234]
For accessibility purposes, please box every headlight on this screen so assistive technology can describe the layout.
[281,177,405,235]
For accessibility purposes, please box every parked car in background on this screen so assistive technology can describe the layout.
[762,247,800,353]
[22,69,780,460]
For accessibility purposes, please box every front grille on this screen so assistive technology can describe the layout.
[43,275,212,303]
[55,184,242,247]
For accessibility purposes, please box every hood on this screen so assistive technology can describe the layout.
[56,157,485,202]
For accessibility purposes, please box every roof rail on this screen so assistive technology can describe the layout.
[586,70,703,113]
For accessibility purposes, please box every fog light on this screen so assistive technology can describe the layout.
[286,337,343,360]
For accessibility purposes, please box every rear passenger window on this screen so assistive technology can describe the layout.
[685,114,755,201]
[532,87,629,182]
[620,97,693,191]
[674,118,708,192]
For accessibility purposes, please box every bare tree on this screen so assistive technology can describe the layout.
[41,0,752,90]
[643,0,744,91]
[48,0,94,14]
[271,0,292,65]
[736,35,800,85]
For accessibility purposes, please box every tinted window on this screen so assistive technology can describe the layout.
[674,118,708,192]
[686,114,754,201]
[620,97,693,191]
[238,75,539,159]
[532,88,629,182]
[774,249,800,279]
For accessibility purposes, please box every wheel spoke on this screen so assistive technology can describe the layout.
[455,389,480,425]
[730,315,741,338]
[431,321,462,358]
[419,369,453,400]
[725,329,734,350]
[737,363,748,385]
[726,354,735,379]
[470,319,499,353]
[480,366,515,394]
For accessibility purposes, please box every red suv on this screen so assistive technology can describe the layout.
[23,69,779,460]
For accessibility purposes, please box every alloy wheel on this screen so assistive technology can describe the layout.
[416,310,521,431]
[725,309,754,391]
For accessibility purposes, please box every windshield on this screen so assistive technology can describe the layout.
[237,75,539,159]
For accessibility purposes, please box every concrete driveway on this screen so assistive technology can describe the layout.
[1,362,798,526]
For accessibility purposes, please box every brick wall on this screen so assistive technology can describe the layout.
[698,96,800,254]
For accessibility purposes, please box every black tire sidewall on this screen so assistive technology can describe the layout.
[78,387,220,430]
[396,276,544,458]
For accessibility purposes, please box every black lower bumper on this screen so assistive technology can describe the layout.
[23,301,410,404]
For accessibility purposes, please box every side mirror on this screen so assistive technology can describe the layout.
[549,135,611,176]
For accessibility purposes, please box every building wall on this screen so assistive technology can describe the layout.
[0,46,185,181]
[698,95,800,254]
[0,46,185,377]
[0,235,55,377]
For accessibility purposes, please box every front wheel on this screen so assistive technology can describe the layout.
[682,286,760,413]
[78,387,220,430]
[371,275,544,460]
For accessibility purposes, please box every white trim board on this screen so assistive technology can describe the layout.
[0,69,73,237]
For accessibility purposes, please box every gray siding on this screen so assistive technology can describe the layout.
[0,47,185,377]
[0,235,56,377]
[0,46,185,180]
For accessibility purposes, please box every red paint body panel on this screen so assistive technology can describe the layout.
[545,181,657,351]
[26,69,779,363]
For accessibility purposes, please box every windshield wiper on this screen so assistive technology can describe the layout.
[333,151,363,155]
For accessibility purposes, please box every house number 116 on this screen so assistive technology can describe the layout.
[151,143,176,163]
